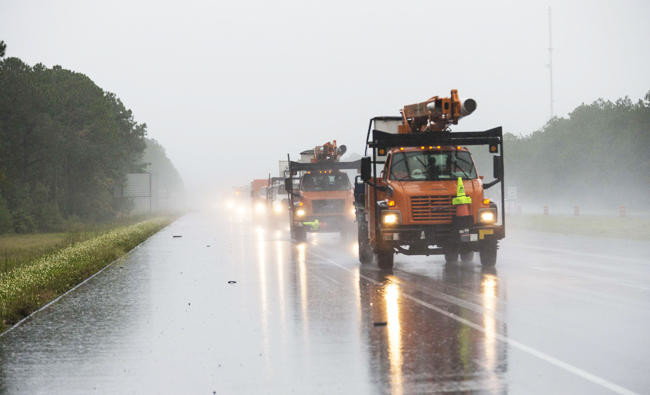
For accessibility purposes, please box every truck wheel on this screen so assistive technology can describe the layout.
[375,250,394,270]
[292,227,306,242]
[375,251,394,269]
[444,246,459,264]
[460,250,474,263]
[479,240,498,267]
[357,219,372,264]
[359,243,372,264]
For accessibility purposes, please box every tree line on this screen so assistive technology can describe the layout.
[0,45,181,233]
[476,91,650,210]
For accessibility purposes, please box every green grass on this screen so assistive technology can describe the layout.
[0,215,157,274]
[0,233,67,272]
[0,217,172,332]
[508,214,650,240]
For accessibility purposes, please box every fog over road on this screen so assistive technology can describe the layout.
[1,212,649,394]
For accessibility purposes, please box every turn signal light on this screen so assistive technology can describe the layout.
[388,200,396,207]
[483,199,490,205]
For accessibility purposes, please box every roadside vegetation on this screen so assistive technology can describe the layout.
[0,43,182,234]
[473,91,650,211]
[0,217,172,332]
[508,214,650,240]
[0,215,158,274]
[0,42,183,333]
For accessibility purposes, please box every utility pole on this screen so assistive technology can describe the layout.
[548,6,554,119]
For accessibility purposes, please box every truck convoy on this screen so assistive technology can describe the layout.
[355,90,505,269]
[285,141,360,241]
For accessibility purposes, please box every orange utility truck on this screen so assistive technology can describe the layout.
[355,90,505,269]
[285,141,360,241]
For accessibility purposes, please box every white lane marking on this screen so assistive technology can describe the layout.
[319,274,341,286]
[309,250,638,395]
[511,243,650,265]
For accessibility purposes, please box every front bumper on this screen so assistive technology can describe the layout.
[294,215,354,232]
[379,223,504,245]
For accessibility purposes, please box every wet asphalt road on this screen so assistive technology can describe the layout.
[1,211,649,394]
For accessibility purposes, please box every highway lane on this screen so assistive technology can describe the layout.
[1,211,648,394]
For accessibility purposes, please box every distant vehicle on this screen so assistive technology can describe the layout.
[266,176,289,216]
[250,178,270,215]
[356,90,505,269]
[285,141,360,241]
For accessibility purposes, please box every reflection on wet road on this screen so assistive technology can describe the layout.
[1,212,649,394]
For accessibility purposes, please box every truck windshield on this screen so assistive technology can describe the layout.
[301,172,351,191]
[389,150,477,181]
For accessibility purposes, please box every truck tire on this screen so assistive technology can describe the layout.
[444,246,459,264]
[357,220,372,264]
[479,240,498,267]
[359,243,372,264]
[375,249,394,270]
[292,227,306,242]
[460,250,474,263]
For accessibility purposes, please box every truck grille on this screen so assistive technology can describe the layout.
[410,195,453,222]
[312,199,345,214]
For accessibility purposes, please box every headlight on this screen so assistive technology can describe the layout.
[254,202,266,214]
[273,202,283,214]
[349,206,356,217]
[296,208,306,217]
[479,208,497,224]
[382,210,401,225]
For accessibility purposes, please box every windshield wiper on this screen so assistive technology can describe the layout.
[452,156,472,179]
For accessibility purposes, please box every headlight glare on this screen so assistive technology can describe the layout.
[479,208,497,224]
[296,208,306,217]
[382,211,400,225]
[254,202,266,214]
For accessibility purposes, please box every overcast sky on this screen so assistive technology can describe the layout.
[2,0,649,194]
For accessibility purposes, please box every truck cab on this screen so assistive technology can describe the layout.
[285,150,360,241]
[356,92,505,269]
[292,170,355,238]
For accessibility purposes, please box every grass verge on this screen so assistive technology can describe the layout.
[0,215,161,274]
[0,217,172,332]
[507,215,650,240]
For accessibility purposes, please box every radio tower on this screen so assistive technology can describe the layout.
[547,6,554,119]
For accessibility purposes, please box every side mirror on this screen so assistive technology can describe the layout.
[360,157,371,181]
[284,178,293,193]
[493,156,503,179]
